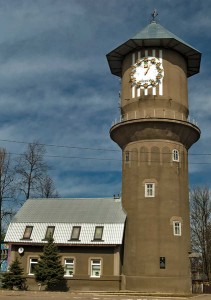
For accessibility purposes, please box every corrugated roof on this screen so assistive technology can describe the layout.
[12,198,126,224]
[107,21,201,77]
[5,222,125,245]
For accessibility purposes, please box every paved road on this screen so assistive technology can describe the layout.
[0,291,210,300]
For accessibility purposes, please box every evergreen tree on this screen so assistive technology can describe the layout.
[35,236,68,291]
[2,257,26,290]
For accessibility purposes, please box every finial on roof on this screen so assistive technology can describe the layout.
[151,9,158,23]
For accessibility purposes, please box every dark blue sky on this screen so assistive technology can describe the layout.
[0,0,210,197]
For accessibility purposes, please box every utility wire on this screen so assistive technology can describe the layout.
[0,138,209,156]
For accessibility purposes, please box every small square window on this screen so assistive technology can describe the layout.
[64,258,74,276]
[29,258,38,275]
[22,226,33,239]
[172,149,179,162]
[44,226,55,239]
[173,221,181,236]
[145,183,155,197]
[93,226,103,240]
[90,259,101,277]
[70,226,81,240]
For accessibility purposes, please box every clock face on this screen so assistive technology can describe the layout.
[130,56,164,89]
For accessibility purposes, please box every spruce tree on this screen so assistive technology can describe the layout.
[35,236,67,291]
[2,257,26,290]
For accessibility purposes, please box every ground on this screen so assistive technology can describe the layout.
[0,291,210,300]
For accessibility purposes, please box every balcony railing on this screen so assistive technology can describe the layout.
[111,109,198,127]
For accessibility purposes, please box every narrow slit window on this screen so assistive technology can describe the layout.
[93,226,104,240]
[70,226,81,240]
[23,226,33,239]
[125,151,130,162]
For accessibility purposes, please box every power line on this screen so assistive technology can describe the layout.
[1,138,211,164]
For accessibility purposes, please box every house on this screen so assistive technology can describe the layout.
[4,197,126,290]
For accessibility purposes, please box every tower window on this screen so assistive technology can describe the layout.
[145,183,155,197]
[173,221,181,236]
[172,149,179,162]
[125,151,130,162]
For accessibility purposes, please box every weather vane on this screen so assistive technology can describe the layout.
[151,9,158,22]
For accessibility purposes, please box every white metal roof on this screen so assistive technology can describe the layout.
[5,198,126,246]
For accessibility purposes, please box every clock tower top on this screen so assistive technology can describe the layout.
[107,21,201,77]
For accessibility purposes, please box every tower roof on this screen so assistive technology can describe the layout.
[106,21,201,77]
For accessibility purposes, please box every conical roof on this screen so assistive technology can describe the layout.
[107,21,201,77]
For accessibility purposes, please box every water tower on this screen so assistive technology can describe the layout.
[107,15,201,294]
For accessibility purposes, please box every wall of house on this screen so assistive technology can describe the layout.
[10,244,122,291]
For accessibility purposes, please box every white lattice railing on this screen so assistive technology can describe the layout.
[112,109,198,127]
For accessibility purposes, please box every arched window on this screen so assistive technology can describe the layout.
[172,149,179,162]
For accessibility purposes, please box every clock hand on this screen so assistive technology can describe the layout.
[144,66,150,75]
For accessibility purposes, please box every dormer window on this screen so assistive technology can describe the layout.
[70,226,81,241]
[22,226,33,239]
[44,226,55,240]
[93,226,104,241]
[172,149,179,162]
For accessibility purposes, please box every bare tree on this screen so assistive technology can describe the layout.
[15,141,48,200]
[190,186,211,281]
[39,175,59,198]
[0,148,17,265]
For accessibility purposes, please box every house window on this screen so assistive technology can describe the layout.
[22,226,33,239]
[172,149,179,162]
[44,226,55,239]
[90,259,101,277]
[93,226,103,240]
[173,221,181,236]
[64,258,74,276]
[145,183,155,197]
[70,226,81,240]
[29,258,38,275]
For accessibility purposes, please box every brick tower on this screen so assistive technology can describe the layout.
[107,18,201,294]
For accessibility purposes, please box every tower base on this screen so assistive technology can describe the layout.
[121,275,192,294]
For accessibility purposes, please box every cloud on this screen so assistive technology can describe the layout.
[0,0,209,197]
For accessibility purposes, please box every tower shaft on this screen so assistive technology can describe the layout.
[107,21,201,294]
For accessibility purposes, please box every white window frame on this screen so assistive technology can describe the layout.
[28,257,38,275]
[145,183,155,197]
[173,221,181,236]
[90,259,101,278]
[64,258,75,277]
[172,149,179,162]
